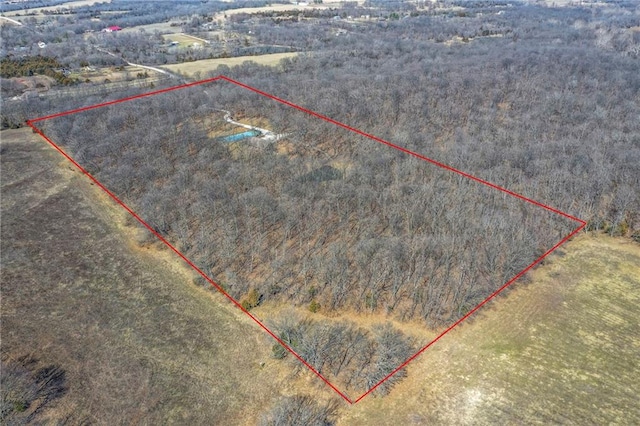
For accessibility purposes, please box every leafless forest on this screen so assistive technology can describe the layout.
[36,79,575,395]
[38,82,577,327]
[2,0,639,422]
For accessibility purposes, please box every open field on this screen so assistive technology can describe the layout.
[2,65,162,100]
[160,53,299,76]
[0,127,317,424]
[214,4,335,18]
[162,32,209,48]
[118,21,180,34]
[4,0,112,16]
[341,234,640,424]
[70,65,159,83]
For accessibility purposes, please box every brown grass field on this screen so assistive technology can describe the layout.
[340,234,640,424]
[5,0,112,17]
[2,126,638,424]
[0,128,325,424]
[119,22,180,34]
[160,53,299,77]
[162,33,209,48]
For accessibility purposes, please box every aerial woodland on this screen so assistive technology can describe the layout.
[2,0,639,422]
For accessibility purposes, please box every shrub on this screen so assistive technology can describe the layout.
[259,395,339,426]
[0,356,67,424]
[309,300,321,313]
[240,288,260,310]
[272,343,287,359]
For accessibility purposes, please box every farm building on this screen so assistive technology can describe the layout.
[102,26,122,33]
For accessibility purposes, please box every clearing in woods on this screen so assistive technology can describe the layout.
[162,33,210,48]
[159,53,299,77]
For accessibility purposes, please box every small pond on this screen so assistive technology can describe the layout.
[221,130,261,142]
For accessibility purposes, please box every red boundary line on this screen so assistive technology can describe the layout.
[27,76,586,405]
[353,220,585,402]
[219,76,585,225]
[26,120,353,405]
[29,76,224,123]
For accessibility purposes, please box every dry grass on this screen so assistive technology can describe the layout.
[2,127,637,423]
[340,233,640,424]
[71,65,158,83]
[5,0,112,16]
[119,22,181,34]
[162,33,208,47]
[0,128,321,424]
[160,53,299,77]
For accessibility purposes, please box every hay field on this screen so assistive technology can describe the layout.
[161,52,299,76]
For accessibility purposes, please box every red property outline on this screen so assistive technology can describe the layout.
[28,76,586,404]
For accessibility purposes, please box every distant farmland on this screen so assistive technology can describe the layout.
[162,33,210,48]
[4,0,113,16]
[160,53,299,76]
